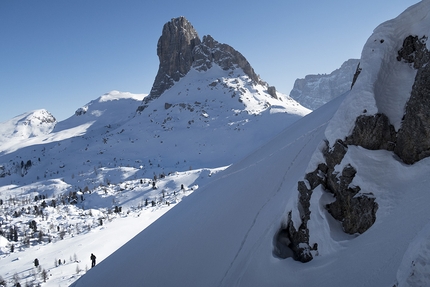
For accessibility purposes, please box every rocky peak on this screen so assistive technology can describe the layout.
[139,17,266,110]
[146,17,201,103]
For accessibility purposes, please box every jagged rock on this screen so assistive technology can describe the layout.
[304,163,327,190]
[143,17,201,105]
[395,62,430,164]
[274,163,328,263]
[193,35,260,84]
[274,210,313,263]
[267,86,278,99]
[322,140,378,234]
[396,35,430,69]
[325,164,378,234]
[138,17,265,112]
[350,62,361,89]
[345,113,396,151]
[395,35,430,164]
[323,139,348,169]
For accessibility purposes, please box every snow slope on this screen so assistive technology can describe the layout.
[0,57,310,285]
[71,90,345,287]
[72,1,430,286]
[0,109,56,148]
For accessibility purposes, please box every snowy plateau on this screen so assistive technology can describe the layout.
[3,2,430,287]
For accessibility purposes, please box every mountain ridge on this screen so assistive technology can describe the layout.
[289,58,360,110]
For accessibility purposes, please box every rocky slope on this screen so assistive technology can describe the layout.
[277,1,430,263]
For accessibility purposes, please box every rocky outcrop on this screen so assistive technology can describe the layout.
[314,140,377,235]
[138,17,267,111]
[395,35,430,164]
[275,139,378,262]
[350,62,361,89]
[345,113,396,151]
[396,35,430,69]
[277,35,430,263]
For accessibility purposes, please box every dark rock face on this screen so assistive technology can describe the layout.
[193,35,260,83]
[144,17,201,106]
[396,35,430,69]
[345,113,396,151]
[350,62,361,89]
[395,35,430,164]
[325,164,378,234]
[323,141,378,234]
[274,163,326,263]
[138,17,265,111]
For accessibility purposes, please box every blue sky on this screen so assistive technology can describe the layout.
[0,0,419,122]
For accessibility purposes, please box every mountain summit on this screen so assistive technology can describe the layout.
[139,16,269,109]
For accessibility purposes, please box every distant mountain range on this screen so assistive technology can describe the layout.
[289,58,360,110]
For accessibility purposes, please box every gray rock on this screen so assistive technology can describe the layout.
[395,63,430,164]
[395,35,430,164]
[143,17,201,106]
[351,62,361,89]
[193,35,260,84]
[345,113,396,151]
[396,35,430,69]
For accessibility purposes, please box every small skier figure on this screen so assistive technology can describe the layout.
[90,253,96,268]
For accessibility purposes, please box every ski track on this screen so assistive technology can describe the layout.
[218,121,328,287]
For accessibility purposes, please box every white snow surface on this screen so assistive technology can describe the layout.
[0,109,56,148]
[0,62,310,286]
[69,1,430,286]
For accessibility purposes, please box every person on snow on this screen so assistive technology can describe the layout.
[90,253,96,268]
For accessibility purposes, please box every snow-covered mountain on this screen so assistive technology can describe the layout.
[69,1,430,286]
[0,17,310,287]
[0,109,56,146]
[289,58,360,110]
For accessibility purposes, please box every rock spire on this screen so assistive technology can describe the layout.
[138,16,265,110]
